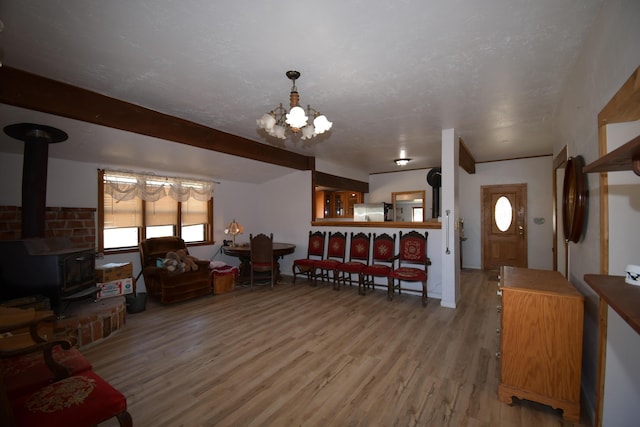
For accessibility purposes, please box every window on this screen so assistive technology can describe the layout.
[98,170,214,251]
[494,195,513,232]
[412,206,424,222]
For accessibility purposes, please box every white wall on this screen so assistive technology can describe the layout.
[2,149,445,300]
[1,148,448,301]
[441,129,460,308]
[552,0,640,423]
[0,152,313,293]
[606,121,640,275]
[601,121,640,427]
[0,152,97,207]
[369,169,439,218]
[215,169,314,277]
[458,156,554,270]
[603,306,640,427]
[367,155,554,304]
[315,157,369,183]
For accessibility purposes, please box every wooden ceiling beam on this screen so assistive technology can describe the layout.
[598,66,640,126]
[0,66,314,171]
[315,171,369,193]
[459,137,476,174]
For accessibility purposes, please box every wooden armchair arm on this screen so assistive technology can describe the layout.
[195,259,211,270]
[0,337,77,381]
[0,335,75,358]
[0,307,78,381]
[0,308,55,341]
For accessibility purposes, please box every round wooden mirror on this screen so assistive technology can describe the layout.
[562,155,587,243]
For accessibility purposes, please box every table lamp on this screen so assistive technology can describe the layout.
[225,219,244,246]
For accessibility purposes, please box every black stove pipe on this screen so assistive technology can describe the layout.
[4,123,68,238]
[427,168,442,218]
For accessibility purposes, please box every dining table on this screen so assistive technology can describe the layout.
[222,242,296,285]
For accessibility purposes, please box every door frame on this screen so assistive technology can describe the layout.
[553,146,568,276]
[481,183,528,270]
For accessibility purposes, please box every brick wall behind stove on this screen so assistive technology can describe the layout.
[0,206,96,247]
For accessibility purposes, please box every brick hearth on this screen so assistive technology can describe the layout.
[0,204,127,348]
[55,296,127,349]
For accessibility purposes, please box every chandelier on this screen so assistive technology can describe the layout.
[257,71,332,140]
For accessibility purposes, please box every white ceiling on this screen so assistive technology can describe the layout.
[0,0,603,183]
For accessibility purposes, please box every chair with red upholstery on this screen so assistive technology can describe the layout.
[250,233,275,290]
[0,308,93,400]
[292,231,326,284]
[0,307,132,427]
[360,233,396,296]
[335,232,371,290]
[1,341,93,401]
[3,368,132,427]
[388,231,431,306]
[313,231,347,289]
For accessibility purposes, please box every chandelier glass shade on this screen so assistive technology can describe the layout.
[257,71,332,140]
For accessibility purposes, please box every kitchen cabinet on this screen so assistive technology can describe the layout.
[315,190,362,218]
[497,266,584,423]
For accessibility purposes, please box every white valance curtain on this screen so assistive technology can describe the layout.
[103,170,215,203]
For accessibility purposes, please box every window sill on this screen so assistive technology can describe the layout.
[103,240,214,255]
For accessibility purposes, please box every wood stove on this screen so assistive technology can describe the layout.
[0,237,97,315]
[0,123,98,315]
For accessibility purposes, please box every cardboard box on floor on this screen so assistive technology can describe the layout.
[97,278,134,299]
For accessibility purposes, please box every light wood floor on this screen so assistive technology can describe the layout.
[86,270,588,426]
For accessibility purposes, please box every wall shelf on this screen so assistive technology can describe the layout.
[583,134,640,175]
[584,274,640,335]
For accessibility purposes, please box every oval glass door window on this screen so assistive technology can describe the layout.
[494,196,513,232]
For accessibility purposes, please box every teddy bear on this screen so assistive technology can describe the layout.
[162,251,185,275]
[176,249,199,272]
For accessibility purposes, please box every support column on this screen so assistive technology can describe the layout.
[441,128,460,308]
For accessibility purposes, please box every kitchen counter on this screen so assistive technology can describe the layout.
[311,220,441,229]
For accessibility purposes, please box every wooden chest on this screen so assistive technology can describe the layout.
[211,268,236,294]
[498,266,584,422]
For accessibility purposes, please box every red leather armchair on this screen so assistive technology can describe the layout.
[139,237,211,304]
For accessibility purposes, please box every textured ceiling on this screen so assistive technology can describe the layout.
[0,0,603,182]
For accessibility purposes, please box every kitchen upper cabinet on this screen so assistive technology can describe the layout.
[315,190,362,218]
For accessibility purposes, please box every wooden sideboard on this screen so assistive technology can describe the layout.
[497,266,584,422]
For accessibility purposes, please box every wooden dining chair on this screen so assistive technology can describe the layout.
[335,232,371,290]
[360,233,396,295]
[313,231,347,289]
[292,231,326,284]
[388,231,431,306]
[249,233,275,290]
